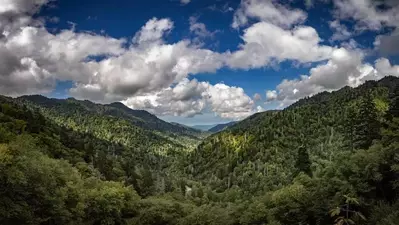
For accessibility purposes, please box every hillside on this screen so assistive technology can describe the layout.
[191,124,215,131]
[1,77,399,224]
[17,95,205,150]
[208,121,237,133]
[188,77,399,192]
[181,76,399,224]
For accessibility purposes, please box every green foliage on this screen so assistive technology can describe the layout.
[0,136,140,224]
[1,76,399,224]
[295,146,312,176]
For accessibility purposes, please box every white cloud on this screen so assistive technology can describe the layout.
[256,105,264,113]
[0,54,54,96]
[232,0,307,28]
[208,3,234,13]
[227,22,334,69]
[123,78,257,119]
[265,48,399,107]
[133,17,173,45]
[0,6,226,107]
[375,58,399,77]
[2,26,126,86]
[329,20,352,41]
[0,0,49,35]
[180,0,191,5]
[3,0,398,121]
[189,16,216,39]
[266,90,277,101]
[207,83,255,119]
[253,93,261,101]
[332,0,399,31]
[374,28,399,56]
[69,39,226,102]
[0,0,49,13]
[0,0,235,119]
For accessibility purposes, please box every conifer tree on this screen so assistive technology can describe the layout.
[295,145,312,176]
[353,92,381,149]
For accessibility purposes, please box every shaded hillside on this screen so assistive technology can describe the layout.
[191,124,215,131]
[2,77,399,224]
[208,121,237,133]
[187,76,399,194]
[17,95,205,149]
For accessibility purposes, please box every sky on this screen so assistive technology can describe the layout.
[0,0,399,126]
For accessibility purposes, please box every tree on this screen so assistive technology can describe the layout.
[353,92,381,149]
[329,195,366,225]
[295,145,312,176]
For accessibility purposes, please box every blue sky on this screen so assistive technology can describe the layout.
[1,0,399,125]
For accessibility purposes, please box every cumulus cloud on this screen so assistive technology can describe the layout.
[265,48,399,107]
[374,28,399,56]
[133,17,173,45]
[0,1,239,118]
[0,0,49,37]
[332,0,399,31]
[232,0,307,28]
[69,38,226,103]
[227,22,334,69]
[3,0,398,120]
[329,20,352,41]
[253,93,261,101]
[266,90,277,101]
[189,16,216,39]
[375,58,399,77]
[123,78,257,119]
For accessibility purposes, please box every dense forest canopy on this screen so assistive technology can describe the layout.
[1,76,399,224]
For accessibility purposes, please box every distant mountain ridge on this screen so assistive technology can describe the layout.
[16,95,205,150]
[208,121,237,132]
[2,76,399,224]
[191,124,215,131]
[190,122,238,132]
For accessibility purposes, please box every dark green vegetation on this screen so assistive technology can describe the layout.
[1,76,399,224]
[208,121,238,133]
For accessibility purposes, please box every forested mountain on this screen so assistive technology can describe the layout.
[208,121,238,133]
[182,76,399,224]
[191,122,237,132]
[17,95,205,149]
[1,76,399,224]
[191,124,216,131]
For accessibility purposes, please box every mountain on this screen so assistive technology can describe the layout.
[191,122,237,132]
[188,77,399,192]
[17,95,205,149]
[2,77,399,224]
[208,121,237,132]
[181,76,399,224]
[191,124,215,131]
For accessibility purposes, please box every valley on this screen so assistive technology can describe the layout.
[1,77,399,224]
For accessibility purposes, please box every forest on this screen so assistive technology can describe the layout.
[1,76,399,225]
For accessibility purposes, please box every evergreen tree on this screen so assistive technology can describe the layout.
[353,92,381,149]
[295,145,312,176]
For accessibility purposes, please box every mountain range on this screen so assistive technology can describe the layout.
[191,121,237,132]
[1,76,399,224]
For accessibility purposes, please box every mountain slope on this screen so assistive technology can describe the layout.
[17,95,205,149]
[208,121,237,133]
[191,124,215,131]
[2,77,399,224]
[187,76,399,194]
